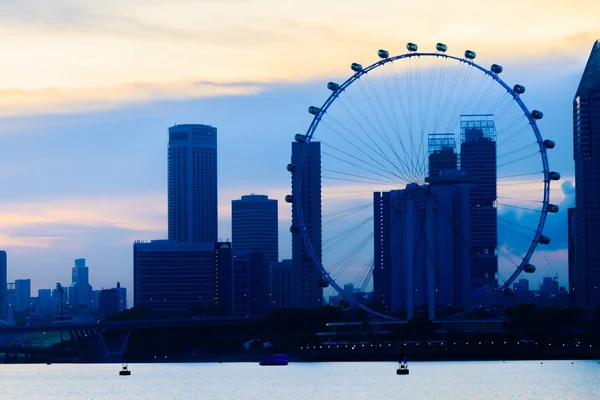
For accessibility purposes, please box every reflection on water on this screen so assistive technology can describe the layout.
[0,360,598,400]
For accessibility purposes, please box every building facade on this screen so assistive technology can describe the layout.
[572,40,600,310]
[271,259,292,309]
[15,279,31,313]
[231,194,279,265]
[69,258,92,312]
[374,180,471,319]
[168,124,218,243]
[0,251,6,320]
[134,240,228,315]
[291,141,323,308]
[460,116,498,293]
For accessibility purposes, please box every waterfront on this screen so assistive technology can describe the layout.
[0,360,598,399]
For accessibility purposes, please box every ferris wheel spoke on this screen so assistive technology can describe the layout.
[497,142,537,159]
[320,118,408,182]
[359,76,419,180]
[497,196,542,204]
[497,153,540,169]
[328,233,373,278]
[323,215,373,251]
[500,203,542,213]
[323,176,401,186]
[323,168,399,185]
[442,64,474,133]
[498,215,537,232]
[322,148,404,183]
[498,219,538,242]
[324,203,372,226]
[328,100,413,182]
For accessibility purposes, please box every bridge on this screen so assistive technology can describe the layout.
[0,316,259,362]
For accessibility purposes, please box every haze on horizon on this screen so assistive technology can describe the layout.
[0,0,597,295]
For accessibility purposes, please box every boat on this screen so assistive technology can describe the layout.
[119,363,131,376]
[259,354,288,366]
[396,356,409,375]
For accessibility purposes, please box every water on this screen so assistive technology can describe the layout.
[1,360,598,399]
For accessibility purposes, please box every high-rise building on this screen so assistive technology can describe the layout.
[0,251,6,320]
[134,240,230,315]
[427,134,458,180]
[572,40,600,310]
[460,115,498,292]
[69,258,92,312]
[98,289,119,319]
[290,141,323,308]
[271,259,292,309]
[231,194,279,265]
[568,207,577,308]
[116,282,127,311]
[168,124,218,243]
[230,251,269,316]
[15,279,31,313]
[373,179,471,319]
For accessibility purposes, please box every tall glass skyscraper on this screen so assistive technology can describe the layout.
[231,194,279,265]
[291,141,323,308]
[572,40,600,310]
[168,124,218,243]
[460,115,498,293]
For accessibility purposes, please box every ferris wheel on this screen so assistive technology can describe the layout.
[287,42,560,319]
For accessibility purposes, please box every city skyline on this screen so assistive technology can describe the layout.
[0,2,597,294]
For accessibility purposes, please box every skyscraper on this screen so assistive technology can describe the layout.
[0,251,6,320]
[572,40,600,310]
[231,194,279,265]
[69,258,92,311]
[568,207,577,308]
[290,141,323,308]
[168,124,218,243]
[460,115,498,292]
[14,279,31,312]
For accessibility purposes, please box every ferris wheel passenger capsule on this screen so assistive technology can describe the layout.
[406,42,418,52]
[436,43,447,52]
[294,133,306,142]
[464,50,476,59]
[543,140,555,149]
[318,278,330,288]
[327,82,341,91]
[523,264,536,273]
[308,106,321,115]
[531,110,544,120]
[548,171,561,181]
[351,63,363,72]
[491,64,503,74]
[290,225,300,234]
[286,163,296,172]
[285,195,294,203]
[547,204,560,213]
[378,49,389,59]
[538,235,551,245]
[513,84,526,94]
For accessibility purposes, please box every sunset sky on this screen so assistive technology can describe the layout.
[0,1,598,297]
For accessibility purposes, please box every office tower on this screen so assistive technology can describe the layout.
[231,194,279,265]
[15,279,31,312]
[271,259,292,309]
[69,258,92,311]
[290,141,323,308]
[427,134,458,180]
[98,289,120,319]
[134,240,230,315]
[460,115,498,292]
[230,251,269,316]
[116,282,127,311]
[37,289,52,308]
[168,124,218,243]
[374,179,471,319]
[568,207,577,308]
[572,40,600,310]
[0,251,6,320]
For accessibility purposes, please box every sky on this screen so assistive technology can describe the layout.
[0,1,598,297]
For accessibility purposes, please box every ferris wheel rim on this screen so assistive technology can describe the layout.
[293,48,552,320]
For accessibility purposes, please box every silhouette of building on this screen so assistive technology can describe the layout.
[427,134,458,180]
[374,180,471,319]
[116,282,127,311]
[98,289,119,319]
[572,40,600,310]
[134,240,229,315]
[271,259,292,309]
[168,124,218,243]
[69,258,92,312]
[230,251,269,316]
[0,251,6,320]
[291,141,323,308]
[15,279,31,313]
[568,207,577,308]
[460,115,498,293]
[232,194,279,265]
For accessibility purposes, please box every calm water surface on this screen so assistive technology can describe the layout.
[1,360,598,399]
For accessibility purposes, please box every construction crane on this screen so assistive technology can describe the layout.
[544,255,559,282]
